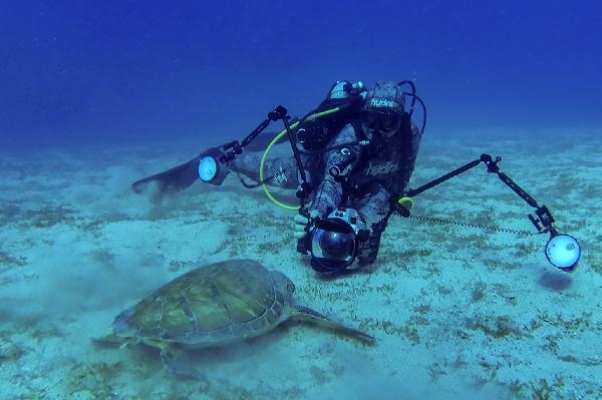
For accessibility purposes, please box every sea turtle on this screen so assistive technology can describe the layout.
[95,259,374,376]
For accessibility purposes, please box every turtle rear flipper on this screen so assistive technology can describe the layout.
[292,305,376,345]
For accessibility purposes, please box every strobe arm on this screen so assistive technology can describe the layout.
[405,153,581,271]
[480,154,556,234]
[406,153,556,234]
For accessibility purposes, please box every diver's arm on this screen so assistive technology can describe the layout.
[389,123,423,196]
[309,124,361,215]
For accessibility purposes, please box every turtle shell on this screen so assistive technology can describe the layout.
[112,259,295,348]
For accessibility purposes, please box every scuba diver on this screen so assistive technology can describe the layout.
[131,80,582,277]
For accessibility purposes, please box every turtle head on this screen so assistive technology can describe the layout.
[112,308,140,337]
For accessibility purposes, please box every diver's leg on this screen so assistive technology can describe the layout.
[131,143,303,194]
[230,149,299,190]
[352,186,392,266]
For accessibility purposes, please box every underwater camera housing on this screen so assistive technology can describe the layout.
[304,208,370,275]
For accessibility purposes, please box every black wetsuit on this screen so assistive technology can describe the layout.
[231,119,422,232]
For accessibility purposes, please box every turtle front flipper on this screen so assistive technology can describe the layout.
[292,305,376,345]
[153,341,206,380]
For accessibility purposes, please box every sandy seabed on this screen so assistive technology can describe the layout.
[1,129,601,400]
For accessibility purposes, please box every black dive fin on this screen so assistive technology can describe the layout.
[131,155,201,194]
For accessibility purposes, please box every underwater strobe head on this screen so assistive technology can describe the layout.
[197,147,229,186]
[528,205,581,271]
[545,232,581,272]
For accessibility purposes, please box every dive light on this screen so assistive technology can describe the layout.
[197,147,229,185]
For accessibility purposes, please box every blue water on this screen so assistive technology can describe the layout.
[1,0,600,148]
[1,2,600,398]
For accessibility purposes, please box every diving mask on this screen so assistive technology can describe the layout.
[362,108,402,135]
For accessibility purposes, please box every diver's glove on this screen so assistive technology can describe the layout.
[293,210,320,240]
